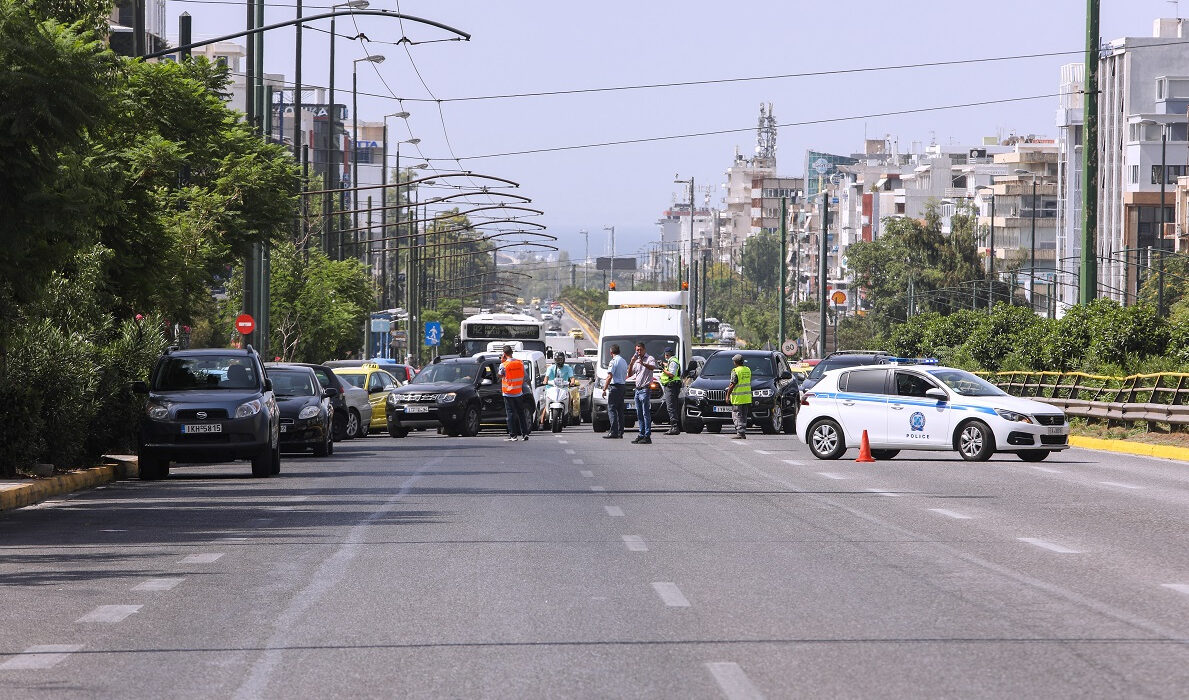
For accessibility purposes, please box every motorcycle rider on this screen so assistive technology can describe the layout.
[541,352,575,424]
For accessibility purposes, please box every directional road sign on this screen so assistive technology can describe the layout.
[424,321,443,347]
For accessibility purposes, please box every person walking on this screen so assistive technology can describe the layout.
[498,345,529,442]
[627,342,657,445]
[602,344,627,439]
[726,353,752,439]
[659,346,683,435]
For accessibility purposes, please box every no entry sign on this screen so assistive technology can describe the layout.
[235,314,256,335]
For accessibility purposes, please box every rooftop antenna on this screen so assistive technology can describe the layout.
[1170,0,1181,19]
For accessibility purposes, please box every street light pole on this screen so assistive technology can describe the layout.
[326,1,369,259]
[580,229,589,289]
[819,190,829,357]
[352,54,385,260]
[976,185,996,312]
[778,196,787,348]
[604,225,615,287]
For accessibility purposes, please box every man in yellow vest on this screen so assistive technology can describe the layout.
[726,353,752,440]
[659,346,683,435]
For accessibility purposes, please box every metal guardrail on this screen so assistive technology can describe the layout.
[979,371,1189,429]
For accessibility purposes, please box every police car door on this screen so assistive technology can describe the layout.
[837,368,891,446]
[888,370,950,448]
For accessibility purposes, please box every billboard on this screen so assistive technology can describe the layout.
[595,256,638,271]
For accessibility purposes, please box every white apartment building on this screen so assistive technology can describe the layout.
[1055,63,1085,309]
[722,148,776,253]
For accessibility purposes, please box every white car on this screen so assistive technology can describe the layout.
[795,363,1070,462]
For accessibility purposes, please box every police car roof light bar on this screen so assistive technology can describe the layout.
[885,357,940,365]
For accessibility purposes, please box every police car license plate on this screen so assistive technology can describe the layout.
[405,405,429,413]
[713,406,733,413]
[182,424,221,434]
[1044,426,1065,435]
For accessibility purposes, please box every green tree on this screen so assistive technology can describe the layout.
[741,232,780,292]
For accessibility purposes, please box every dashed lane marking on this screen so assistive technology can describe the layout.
[591,486,606,493]
[1018,538,1083,554]
[929,508,972,520]
[1161,584,1189,595]
[1098,481,1143,490]
[604,506,625,517]
[651,582,691,607]
[580,470,594,477]
[622,535,648,552]
[573,459,585,465]
[705,661,765,700]
[782,460,804,466]
[565,449,576,455]
[816,472,849,480]
[865,488,901,497]
[76,605,142,623]
[179,553,224,564]
[131,578,184,592]
[753,450,772,455]
[0,645,84,670]
[558,440,570,444]
[1031,466,1063,474]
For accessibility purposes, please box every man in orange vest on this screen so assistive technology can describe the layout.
[498,345,529,441]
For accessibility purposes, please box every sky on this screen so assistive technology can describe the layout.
[166,0,1186,259]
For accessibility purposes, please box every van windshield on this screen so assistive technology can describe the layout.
[600,336,678,367]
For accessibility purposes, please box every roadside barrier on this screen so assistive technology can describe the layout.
[979,371,1189,430]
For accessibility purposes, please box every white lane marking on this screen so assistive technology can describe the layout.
[865,488,901,497]
[580,470,594,478]
[99,529,127,533]
[816,472,849,480]
[280,495,309,502]
[1098,481,1143,490]
[604,506,625,517]
[179,553,224,564]
[565,449,576,455]
[1161,584,1189,595]
[1031,466,1063,474]
[705,661,765,700]
[622,535,648,552]
[558,440,570,444]
[217,536,249,542]
[573,459,585,465]
[76,605,142,623]
[929,508,972,520]
[131,578,184,592]
[782,460,804,466]
[753,450,772,455]
[651,582,691,607]
[1018,538,1083,554]
[0,645,84,670]
[590,486,606,493]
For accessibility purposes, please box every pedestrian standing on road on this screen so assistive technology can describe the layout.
[628,342,657,445]
[498,345,529,442]
[726,353,752,440]
[660,346,683,436]
[603,344,627,439]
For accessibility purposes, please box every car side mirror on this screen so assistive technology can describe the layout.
[131,380,149,394]
[369,386,383,394]
[481,378,494,386]
[925,388,948,401]
[780,370,793,380]
[263,378,273,391]
[686,360,699,373]
[545,348,554,359]
[324,387,339,398]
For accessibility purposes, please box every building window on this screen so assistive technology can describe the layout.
[1151,164,1188,184]
[1131,165,1140,184]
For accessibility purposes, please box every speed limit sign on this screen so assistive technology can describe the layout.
[781,339,799,356]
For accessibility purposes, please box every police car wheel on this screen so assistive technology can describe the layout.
[956,420,995,462]
[1016,449,1050,462]
[870,449,899,460]
[808,419,846,460]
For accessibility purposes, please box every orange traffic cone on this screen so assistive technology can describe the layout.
[856,430,876,463]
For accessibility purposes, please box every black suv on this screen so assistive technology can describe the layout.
[385,357,507,437]
[134,347,280,479]
[799,350,892,392]
[682,350,799,434]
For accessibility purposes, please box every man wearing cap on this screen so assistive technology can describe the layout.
[726,353,752,439]
[659,347,683,436]
[498,345,529,442]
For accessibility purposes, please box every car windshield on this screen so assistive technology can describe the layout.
[806,355,885,381]
[412,363,480,384]
[336,373,366,388]
[600,336,677,366]
[270,370,317,397]
[153,355,259,391]
[927,369,1007,397]
[700,354,775,378]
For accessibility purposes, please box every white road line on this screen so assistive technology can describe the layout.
[1098,481,1144,490]
[217,536,249,542]
[1161,584,1189,595]
[565,449,576,455]
[76,605,142,623]
[1018,538,1083,554]
[816,472,849,480]
[929,508,972,520]
[590,486,606,493]
[753,450,772,455]
[573,459,585,465]
[0,645,84,670]
[651,582,691,607]
[782,460,804,466]
[1031,466,1063,474]
[604,506,625,517]
[580,470,594,478]
[622,535,648,552]
[179,553,224,564]
[99,529,127,533]
[131,578,184,592]
[705,661,765,700]
[558,440,570,444]
[280,496,309,502]
[865,488,901,497]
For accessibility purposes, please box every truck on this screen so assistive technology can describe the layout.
[591,290,690,433]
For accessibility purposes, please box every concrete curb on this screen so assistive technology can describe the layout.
[0,458,139,512]
[562,303,599,342]
[1069,435,1189,462]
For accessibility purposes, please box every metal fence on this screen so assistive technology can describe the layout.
[979,371,1189,430]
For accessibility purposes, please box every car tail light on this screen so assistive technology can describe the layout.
[801,392,814,406]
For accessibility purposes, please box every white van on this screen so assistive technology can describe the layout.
[592,291,690,433]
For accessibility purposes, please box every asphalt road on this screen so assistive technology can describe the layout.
[3,428,1189,698]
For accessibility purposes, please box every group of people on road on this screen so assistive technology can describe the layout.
[602,343,752,443]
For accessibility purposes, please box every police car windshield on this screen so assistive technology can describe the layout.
[411,363,480,384]
[928,369,1006,397]
[701,355,774,378]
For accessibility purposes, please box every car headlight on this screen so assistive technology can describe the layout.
[235,399,263,418]
[439,392,457,404]
[687,387,706,398]
[995,408,1033,423]
[387,393,399,405]
[752,388,774,398]
[298,405,320,420]
[146,403,169,420]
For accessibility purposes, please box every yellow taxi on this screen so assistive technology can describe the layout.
[332,364,403,431]
[568,328,584,340]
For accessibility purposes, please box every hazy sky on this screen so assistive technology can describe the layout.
[167,0,1184,257]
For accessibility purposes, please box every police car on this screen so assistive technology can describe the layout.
[794,360,1070,462]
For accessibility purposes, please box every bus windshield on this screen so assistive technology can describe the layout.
[460,317,545,356]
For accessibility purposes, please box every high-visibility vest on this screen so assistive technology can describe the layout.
[501,358,524,396]
[661,357,682,385]
[729,365,752,405]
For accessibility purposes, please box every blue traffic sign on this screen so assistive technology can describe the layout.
[424,321,443,347]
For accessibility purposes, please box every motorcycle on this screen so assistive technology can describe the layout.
[544,376,575,433]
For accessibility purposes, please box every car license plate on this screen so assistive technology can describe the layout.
[182,423,222,434]
[1044,426,1065,435]
[405,405,429,413]
[713,406,733,413]
[279,424,288,433]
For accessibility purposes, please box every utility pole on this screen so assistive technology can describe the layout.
[819,191,829,358]
[778,197,788,347]
[604,225,615,288]
[580,229,589,289]
[1079,0,1099,304]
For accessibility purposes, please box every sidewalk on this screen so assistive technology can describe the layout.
[0,456,139,512]
[1069,436,1189,462]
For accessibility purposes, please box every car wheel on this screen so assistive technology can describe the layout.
[138,455,169,481]
[333,412,347,441]
[1017,449,1050,462]
[269,443,281,475]
[956,420,995,462]
[344,409,360,439]
[782,408,797,435]
[461,405,481,437]
[761,404,781,435]
[389,425,409,438]
[808,419,846,460]
[314,428,331,457]
[593,413,609,433]
[251,445,273,477]
[870,449,900,460]
[681,413,704,434]
[706,423,722,434]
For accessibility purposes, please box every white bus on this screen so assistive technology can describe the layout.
[458,312,547,356]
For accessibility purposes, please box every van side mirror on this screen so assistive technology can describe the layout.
[131,380,149,394]
[925,388,947,401]
[546,348,554,359]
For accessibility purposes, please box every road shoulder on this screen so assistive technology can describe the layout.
[1069,435,1189,462]
[0,457,139,512]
